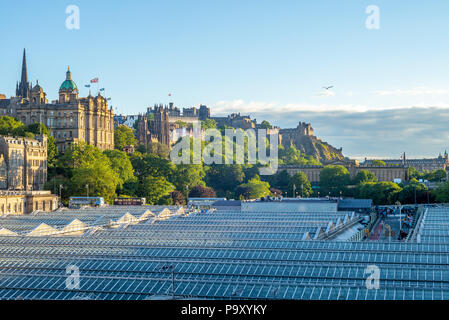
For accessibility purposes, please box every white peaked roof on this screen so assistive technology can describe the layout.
[325,221,335,235]
[175,207,185,216]
[60,219,87,236]
[313,227,324,240]
[139,210,155,220]
[27,223,58,237]
[0,228,18,236]
[158,208,172,218]
[335,217,342,229]
[302,232,312,240]
[116,212,139,225]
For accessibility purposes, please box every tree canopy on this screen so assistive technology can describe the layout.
[319,165,351,196]
[114,125,137,151]
[288,171,312,197]
[235,175,271,200]
[188,185,217,198]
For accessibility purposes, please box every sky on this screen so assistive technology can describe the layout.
[1,0,449,159]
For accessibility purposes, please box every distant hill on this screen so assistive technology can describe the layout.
[279,122,344,162]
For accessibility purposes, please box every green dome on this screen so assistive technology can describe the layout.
[59,79,78,91]
[59,66,78,92]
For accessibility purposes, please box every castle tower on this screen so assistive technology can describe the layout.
[16,49,31,99]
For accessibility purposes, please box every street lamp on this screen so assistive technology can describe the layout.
[293,184,296,198]
[59,184,63,207]
[86,184,89,198]
[160,265,175,299]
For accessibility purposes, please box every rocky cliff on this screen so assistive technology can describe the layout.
[279,122,345,162]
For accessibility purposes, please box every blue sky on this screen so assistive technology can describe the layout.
[1,1,449,158]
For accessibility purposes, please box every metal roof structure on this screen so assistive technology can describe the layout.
[0,206,448,300]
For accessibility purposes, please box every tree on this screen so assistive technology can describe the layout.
[139,175,174,204]
[260,120,272,129]
[319,165,351,196]
[235,176,271,200]
[205,164,245,196]
[398,180,429,204]
[70,161,120,203]
[409,167,425,180]
[271,170,291,195]
[433,182,449,203]
[57,143,122,203]
[426,169,447,182]
[357,181,402,205]
[59,142,107,170]
[288,172,312,197]
[147,142,171,159]
[104,149,135,189]
[172,164,206,195]
[201,119,217,130]
[114,125,137,151]
[130,153,175,180]
[279,145,321,166]
[188,185,217,198]
[372,160,386,166]
[171,190,186,205]
[0,116,26,136]
[353,170,378,185]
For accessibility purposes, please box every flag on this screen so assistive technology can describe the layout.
[85,85,91,88]
[90,78,99,83]
[168,93,172,97]
[107,98,111,101]
[100,88,105,91]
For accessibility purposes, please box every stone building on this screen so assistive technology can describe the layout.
[363,152,449,172]
[0,135,47,191]
[16,67,114,152]
[280,163,409,184]
[0,134,58,215]
[9,50,114,152]
[213,113,257,129]
[136,106,171,147]
[0,190,58,215]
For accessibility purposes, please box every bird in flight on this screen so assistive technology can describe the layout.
[323,86,334,90]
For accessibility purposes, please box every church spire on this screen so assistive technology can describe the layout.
[21,48,28,85]
[17,48,30,98]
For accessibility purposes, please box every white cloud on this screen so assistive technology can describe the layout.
[212,99,449,115]
[376,86,449,96]
[315,89,336,97]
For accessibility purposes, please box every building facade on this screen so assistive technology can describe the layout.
[0,134,58,215]
[9,50,114,152]
[0,135,47,191]
[281,163,409,184]
[363,152,449,172]
[0,190,58,215]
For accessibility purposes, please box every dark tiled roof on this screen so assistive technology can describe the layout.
[338,198,372,209]
[212,200,241,207]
